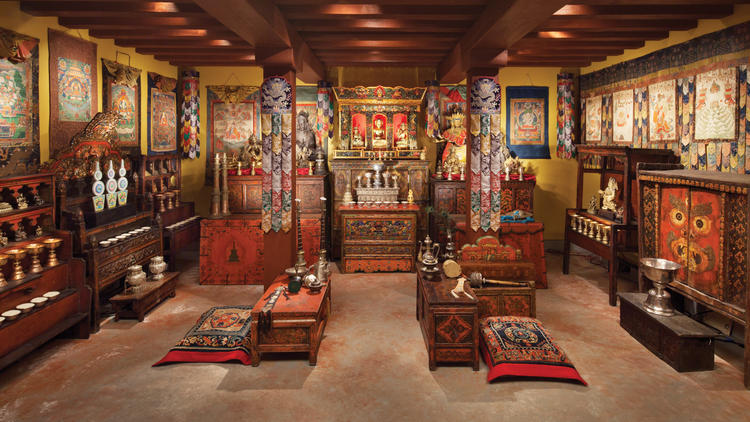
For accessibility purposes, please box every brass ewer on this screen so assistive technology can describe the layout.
[6,248,27,281]
[25,243,44,273]
[641,257,681,316]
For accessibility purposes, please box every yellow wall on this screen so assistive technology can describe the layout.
[496,67,578,241]
[0,1,176,164]
[187,66,264,214]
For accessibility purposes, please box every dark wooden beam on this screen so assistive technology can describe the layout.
[513,38,647,50]
[507,59,593,67]
[280,4,483,20]
[526,30,670,41]
[157,54,255,62]
[136,47,255,56]
[508,54,606,63]
[90,29,243,40]
[539,17,698,32]
[438,0,569,83]
[510,48,623,57]
[194,0,324,83]
[274,0,488,5]
[291,19,470,33]
[553,4,733,19]
[307,39,454,49]
[115,39,253,48]
[58,16,222,29]
[20,1,204,18]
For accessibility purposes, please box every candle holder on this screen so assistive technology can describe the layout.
[165,192,175,210]
[6,248,27,280]
[641,258,681,316]
[155,193,166,213]
[602,226,610,245]
[25,243,44,273]
[595,223,602,242]
[0,254,7,287]
[570,214,577,229]
[43,237,62,267]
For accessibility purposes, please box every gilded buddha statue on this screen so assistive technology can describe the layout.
[438,107,467,171]
[351,125,364,148]
[395,123,410,149]
[372,118,388,149]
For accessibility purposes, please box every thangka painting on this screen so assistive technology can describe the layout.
[0,28,39,177]
[102,59,140,148]
[612,89,634,143]
[585,95,602,142]
[57,58,92,122]
[147,72,177,154]
[506,86,549,159]
[695,67,737,140]
[648,79,677,142]
[48,29,97,155]
[206,85,259,160]
[296,85,318,167]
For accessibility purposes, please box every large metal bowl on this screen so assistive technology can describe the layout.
[640,257,681,283]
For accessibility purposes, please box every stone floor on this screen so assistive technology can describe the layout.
[1,250,749,422]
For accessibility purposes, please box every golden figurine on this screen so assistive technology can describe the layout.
[436,107,466,171]
[372,118,388,149]
[395,122,410,149]
[599,177,619,212]
[443,147,460,176]
[351,125,364,149]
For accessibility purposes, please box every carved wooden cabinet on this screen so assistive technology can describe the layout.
[473,282,536,320]
[340,204,418,273]
[200,175,327,285]
[563,146,677,306]
[429,176,535,247]
[0,173,90,369]
[134,153,200,272]
[330,159,430,258]
[416,268,479,371]
[638,167,750,388]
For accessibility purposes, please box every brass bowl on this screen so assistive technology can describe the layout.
[6,248,27,281]
[43,237,62,250]
[6,248,26,260]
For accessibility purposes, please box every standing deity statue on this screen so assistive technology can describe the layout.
[437,106,467,171]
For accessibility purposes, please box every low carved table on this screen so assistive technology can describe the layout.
[251,275,331,366]
[416,268,479,371]
[110,272,179,322]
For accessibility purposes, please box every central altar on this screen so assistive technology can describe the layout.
[330,86,430,259]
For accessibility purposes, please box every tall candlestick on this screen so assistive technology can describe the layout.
[210,153,220,217]
[221,152,229,216]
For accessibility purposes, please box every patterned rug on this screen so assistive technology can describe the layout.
[153,305,254,366]
[480,316,587,385]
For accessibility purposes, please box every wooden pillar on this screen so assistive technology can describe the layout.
[464,67,500,245]
[261,68,297,286]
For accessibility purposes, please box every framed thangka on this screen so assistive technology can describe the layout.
[0,28,40,177]
[585,95,602,142]
[695,67,737,141]
[48,29,97,156]
[506,86,549,159]
[102,58,140,149]
[206,85,260,175]
[648,79,677,142]
[612,89,634,143]
[147,72,177,154]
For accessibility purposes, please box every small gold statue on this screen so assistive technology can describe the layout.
[443,147,461,176]
[372,118,388,149]
[395,122,410,149]
[599,177,619,212]
[351,126,364,148]
[587,194,601,214]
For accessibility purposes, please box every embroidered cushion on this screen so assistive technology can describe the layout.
[479,316,586,385]
[153,305,254,366]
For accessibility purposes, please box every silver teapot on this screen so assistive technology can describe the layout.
[419,235,441,267]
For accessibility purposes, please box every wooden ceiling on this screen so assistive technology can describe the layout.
[19,0,747,82]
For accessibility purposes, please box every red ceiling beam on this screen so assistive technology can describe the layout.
[58,16,222,29]
[290,19,470,33]
[513,38,647,50]
[280,5,483,20]
[114,39,252,48]
[169,60,257,66]
[156,54,255,62]
[526,30,670,41]
[274,0,488,5]
[438,0,569,82]
[510,48,624,57]
[539,17,698,32]
[90,29,243,40]
[194,0,324,82]
[553,4,733,19]
[136,48,255,56]
[20,1,204,17]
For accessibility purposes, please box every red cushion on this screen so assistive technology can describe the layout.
[479,316,586,385]
[153,305,254,366]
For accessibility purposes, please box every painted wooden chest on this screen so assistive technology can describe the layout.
[340,204,418,273]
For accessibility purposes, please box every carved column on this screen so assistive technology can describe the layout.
[464,68,501,244]
[261,68,297,285]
